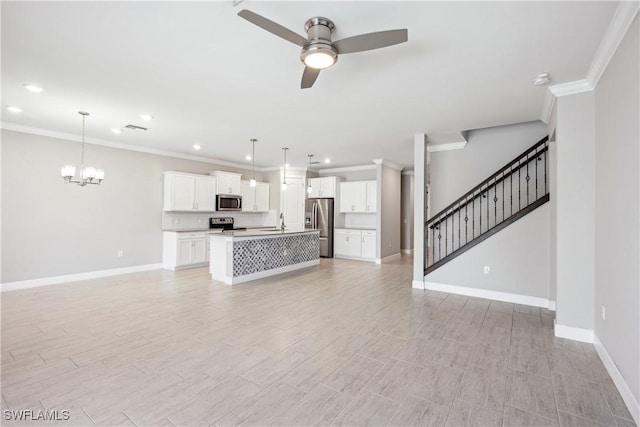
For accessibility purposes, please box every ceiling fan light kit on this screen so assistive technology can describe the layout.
[237,9,408,89]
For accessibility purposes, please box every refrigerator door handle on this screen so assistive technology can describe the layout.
[313,202,318,229]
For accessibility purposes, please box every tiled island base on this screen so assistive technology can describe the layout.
[209,229,320,285]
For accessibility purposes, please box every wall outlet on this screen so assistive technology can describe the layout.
[601,305,606,320]
[483,266,491,274]
[117,250,124,257]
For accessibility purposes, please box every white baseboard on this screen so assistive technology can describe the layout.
[375,253,402,264]
[594,334,640,424]
[548,300,557,311]
[401,249,413,255]
[335,254,376,263]
[1,264,163,292]
[424,281,550,308]
[554,321,594,343]
[412,280,425,290]
[218,259,320,285]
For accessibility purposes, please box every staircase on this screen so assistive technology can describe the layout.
[424,136,550,275]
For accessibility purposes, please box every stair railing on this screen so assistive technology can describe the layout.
[424,136,549,275]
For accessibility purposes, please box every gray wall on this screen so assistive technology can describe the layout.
[426,203,550,299]
[401,174,414,250]
[430,121,548,215]
[1,129,262,283]
[554,91,596,332]
[594,16,639,404]
[378,164,401,258]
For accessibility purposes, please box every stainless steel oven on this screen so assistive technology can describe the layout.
[216,194,242,211]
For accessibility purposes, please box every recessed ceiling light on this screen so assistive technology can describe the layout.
[23,84,43,93]
[324,158,331,164]
[193,144,201,150]
[533,72,551,86]
[111,128,122,134]
[6,106,22,113]
[139,114,153,121]
[245,155,252,160]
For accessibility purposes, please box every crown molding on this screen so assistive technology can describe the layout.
[1,121,273,172]
[540,90,557,124]
[372,159,403,171]
[548,79,593,97]
[426,141,467,152]
[540,2,639,121]
[401,170,415,176]
[318,164,377,174]
[586,1,639,88]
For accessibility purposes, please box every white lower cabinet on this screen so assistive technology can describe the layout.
[335,229,376,262]
[163,231,210,270]
[361,231,377,259]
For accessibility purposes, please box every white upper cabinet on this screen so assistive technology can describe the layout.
[212,171,242,195]
[339,181,366,212]
[365,181,377,213]
[308,176,338,198]
[241,180,270,212]
[339,180,377,213]
[194,175,216,211]
[163,172,216,212]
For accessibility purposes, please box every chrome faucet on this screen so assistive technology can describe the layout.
[280,213,286,231]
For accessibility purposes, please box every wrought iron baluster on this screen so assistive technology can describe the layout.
[437,223,441,262]
[526,153,530,205]
[479,189,482,234]
[445,212,448,256]
[535,150,542,200]
[502,172,505,223]
[486,184,489,232]
[544,144,547,194]
[458,203,461,250]
[493,179,498,226]
[510,165,513,216]
[472,192,475,239]
[432,223,435,264]
[518,159,521,210]
[464,197,468,244]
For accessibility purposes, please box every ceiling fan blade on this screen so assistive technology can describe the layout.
[301,67,321,89]
[237,10,307,47]
[334,29,408,54]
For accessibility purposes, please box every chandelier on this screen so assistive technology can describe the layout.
[61,111,104,186]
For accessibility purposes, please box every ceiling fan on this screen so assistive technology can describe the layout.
[237,10,408,89]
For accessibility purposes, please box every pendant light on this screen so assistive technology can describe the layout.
[249,138,257,187]
[61,111,105,186]
[307,154,314,194]
[281,147,288,191]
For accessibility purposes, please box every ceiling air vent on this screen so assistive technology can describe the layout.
[124,124,148,131]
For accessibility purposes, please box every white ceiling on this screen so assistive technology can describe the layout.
[1,1,618,170]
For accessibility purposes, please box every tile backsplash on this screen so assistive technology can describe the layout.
[162,210,277,230]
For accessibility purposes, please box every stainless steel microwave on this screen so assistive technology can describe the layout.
[216,194,242,211]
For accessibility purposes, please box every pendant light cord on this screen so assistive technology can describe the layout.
[80,113,86,177]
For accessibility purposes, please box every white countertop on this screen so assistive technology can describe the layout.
[210,228,319,238]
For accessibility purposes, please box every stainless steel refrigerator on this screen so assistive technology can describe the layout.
[305,198,334,258]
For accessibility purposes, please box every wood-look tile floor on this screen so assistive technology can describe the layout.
[1,255,635,427]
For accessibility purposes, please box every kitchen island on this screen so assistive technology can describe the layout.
[209,229,320,285]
